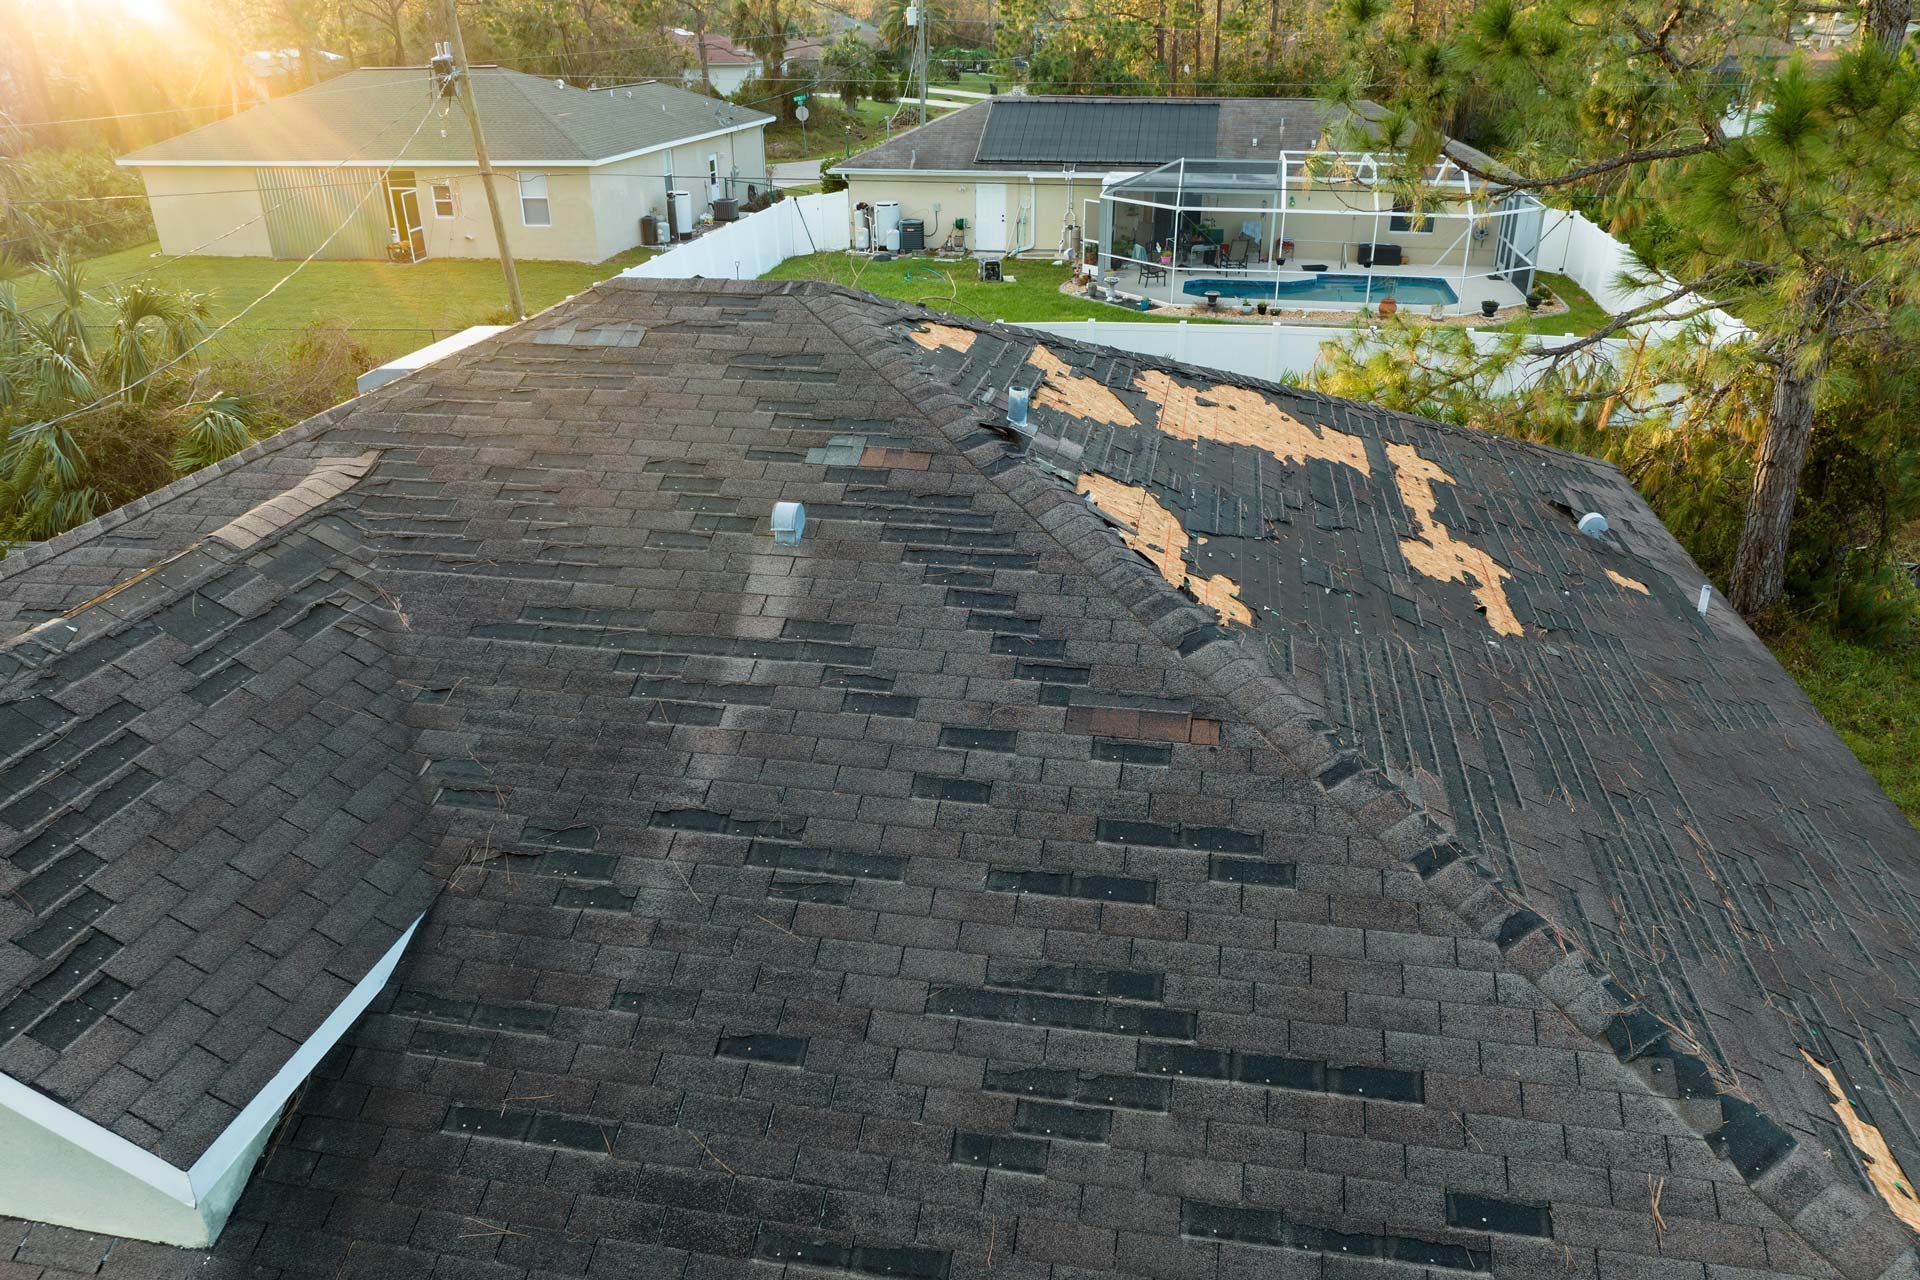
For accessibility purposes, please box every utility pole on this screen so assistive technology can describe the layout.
[432,6,525,319]
[911,0,929,126]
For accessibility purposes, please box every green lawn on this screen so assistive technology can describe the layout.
[1489,272,1608,336]
[1770,616,1920,822]
[4,242,654,365]
[763,252,1206,323]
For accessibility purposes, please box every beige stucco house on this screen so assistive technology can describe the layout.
[118,68,772,264]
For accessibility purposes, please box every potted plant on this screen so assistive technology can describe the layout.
[1378,294,1399,317]
[1480,299,1498,318]
[1240,298,1253,315]
[1256,301,1270,316]
[1526,289,1545,312]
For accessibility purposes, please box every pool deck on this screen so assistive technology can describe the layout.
[1099,259,1527,316]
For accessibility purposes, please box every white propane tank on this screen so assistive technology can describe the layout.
[669,189,694,240]
[874,200,902,252]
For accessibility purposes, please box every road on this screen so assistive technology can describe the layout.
[771,160,823,189]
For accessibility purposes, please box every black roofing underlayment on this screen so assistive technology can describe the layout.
[0,279,1915,1279]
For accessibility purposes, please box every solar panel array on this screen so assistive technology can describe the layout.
[974,100,1221,164]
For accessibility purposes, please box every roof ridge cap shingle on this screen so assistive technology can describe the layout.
[814,286,1920,1280]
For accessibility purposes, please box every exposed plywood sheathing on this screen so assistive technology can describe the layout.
[1605,568,1651,596]
[908,324,977,354]
[1385,442,1522,638]
[1077,472,1252,627]
[1133,369,1370,474]
[1803,1052,1920,1231]
[1027,345,1139,428]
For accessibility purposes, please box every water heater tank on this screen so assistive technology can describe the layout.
[669,189,694,241]
[873,200,902,252]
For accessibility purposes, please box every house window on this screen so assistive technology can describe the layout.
[431,180,455,218]
[1389,198,1432,233]
[519,171,551,227]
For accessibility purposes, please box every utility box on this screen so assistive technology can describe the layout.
[899,218,925,252]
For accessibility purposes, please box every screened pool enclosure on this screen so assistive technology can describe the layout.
[1090,155,1547,314]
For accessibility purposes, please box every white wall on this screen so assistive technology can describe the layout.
[621,191,851,281]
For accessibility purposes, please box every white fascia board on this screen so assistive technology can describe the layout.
[119,120,770,170]
[832,168,1089,180]
[0,1066,195,1206]
[186,913,423,1201]
[0,912,423,1217]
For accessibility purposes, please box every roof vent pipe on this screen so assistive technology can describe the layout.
[1007,386,1030,432]
[1576,511,1609,539]
[1697,583,1712,616]
[771,501,807,545]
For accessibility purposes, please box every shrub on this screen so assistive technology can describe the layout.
[1,148,155,268]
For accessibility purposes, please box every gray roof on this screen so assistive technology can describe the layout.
[120,68,771,166]
[0,280,1914,1279]
[836,95,1506,179]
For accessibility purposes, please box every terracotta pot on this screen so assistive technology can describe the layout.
[1378,296,1399,317]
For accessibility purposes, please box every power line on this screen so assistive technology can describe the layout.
[4,166,803,211]
[16,95,435,315]
[19,97,442,436]
[0,73,450,130]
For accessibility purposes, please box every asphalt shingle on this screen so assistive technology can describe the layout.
[0,279,1912,1280]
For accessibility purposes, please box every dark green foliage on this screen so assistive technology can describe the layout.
[1,150,156,268]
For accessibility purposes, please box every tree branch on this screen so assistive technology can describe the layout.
[1439,141,1719,196]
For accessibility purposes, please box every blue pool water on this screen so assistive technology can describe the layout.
[1180,274,1460,305]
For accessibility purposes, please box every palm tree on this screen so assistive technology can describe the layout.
[0,256,268,543]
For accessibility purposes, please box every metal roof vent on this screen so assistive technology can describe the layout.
[771,501,807,545]
[1576,511,1609,539]
[1007,386,1031,432]
[1697,583,1713,615]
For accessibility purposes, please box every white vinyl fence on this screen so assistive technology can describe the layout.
[1012,319,1630,389]
[1535,208,1746,341]
[616,189,1733,386]
[620,192,849,282]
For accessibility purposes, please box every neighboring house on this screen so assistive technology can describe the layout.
[117,67,773,264]
[671,29,848,96]
[240,48,349,99]
[832,96,1544,312]
[671,30,763,97]
[1,279,1919,1275]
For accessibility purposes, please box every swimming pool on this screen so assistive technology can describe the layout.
[1181,274,1460,305]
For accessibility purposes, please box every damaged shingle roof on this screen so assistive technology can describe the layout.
[0,280,1915,1279]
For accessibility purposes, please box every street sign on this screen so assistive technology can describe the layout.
[795,105,810,121]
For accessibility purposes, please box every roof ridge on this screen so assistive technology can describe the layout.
[813,285,1920,1280]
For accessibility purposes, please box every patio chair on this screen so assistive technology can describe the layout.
[1133,242,1168,285]
[1225,237,1251,269]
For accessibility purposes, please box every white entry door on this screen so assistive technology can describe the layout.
[974,183,1009,253]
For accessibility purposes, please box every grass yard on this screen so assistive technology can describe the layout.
[1490,272,1608,336]
[3,241,654,365]
[762,252,1206,324]
[1770,617,1920,823]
